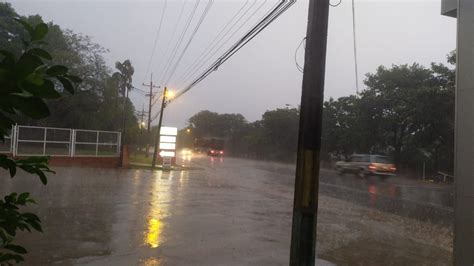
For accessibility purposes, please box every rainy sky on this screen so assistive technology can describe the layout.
[10,0,456,128]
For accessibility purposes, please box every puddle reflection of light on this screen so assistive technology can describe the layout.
[144,171,173,248]
[142,257,163,266]
[146,218,161,248]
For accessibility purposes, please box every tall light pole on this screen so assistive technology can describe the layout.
[290,0,329,265]
[152,87,168,168]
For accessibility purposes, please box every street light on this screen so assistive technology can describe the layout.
[186,128,191,134]
[165,90,174,99]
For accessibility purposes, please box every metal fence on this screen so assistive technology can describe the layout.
[1,125,121,157]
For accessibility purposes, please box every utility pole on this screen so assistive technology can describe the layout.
[142,73,160,157]
[152,86,168,168]
[136,105,147,150]
[289,0,329,265]
[452,0,474,264]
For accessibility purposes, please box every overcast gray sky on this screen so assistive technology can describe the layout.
[10,0,456,128]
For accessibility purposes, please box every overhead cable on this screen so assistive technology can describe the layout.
[170,0,295,106]
[163,0,214,85]
[142,0,168,83]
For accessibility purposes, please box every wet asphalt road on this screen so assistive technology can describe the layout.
[0,154,453,265]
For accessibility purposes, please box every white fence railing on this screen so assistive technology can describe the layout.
[1,125,121,157]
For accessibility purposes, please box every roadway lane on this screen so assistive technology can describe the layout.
[0,154,453,265]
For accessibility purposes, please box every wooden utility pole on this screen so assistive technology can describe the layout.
[289,0,329,265]
[152,87,167,168]
[142,73,160,157]
[453,0,474,265]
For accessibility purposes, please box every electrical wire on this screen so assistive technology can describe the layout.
[170,0,295,107]
[151,0,295,123]
[352,0,359,93]
[177,0,261,85]
[154,1,187,84]
[179,0,269,86]
[142,0,168,83]
[159,0,201,87]
[163,0,214,85]
[295,37,306,73]
[176,0,251,84]
[330,0,342,7]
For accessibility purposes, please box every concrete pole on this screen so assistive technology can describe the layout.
[453,0,474,264]
[289,0,329,265]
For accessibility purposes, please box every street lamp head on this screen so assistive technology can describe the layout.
[165,90,174,99]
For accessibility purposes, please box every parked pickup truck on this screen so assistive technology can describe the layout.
[335,154,396,178]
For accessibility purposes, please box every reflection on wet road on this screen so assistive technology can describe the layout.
[0,154,453,265]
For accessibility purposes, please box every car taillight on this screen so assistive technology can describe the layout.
[368,164,377,170]
[210,150,215,153]
[219,151,224,154]
[390,166,396,171]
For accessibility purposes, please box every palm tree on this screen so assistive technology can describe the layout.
[113,59,134,142]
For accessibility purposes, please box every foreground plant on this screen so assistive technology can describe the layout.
[0,19,80,264]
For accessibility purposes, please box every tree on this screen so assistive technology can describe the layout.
[113,59,135,143]
[0,19,80,264]
[1,3,140,142]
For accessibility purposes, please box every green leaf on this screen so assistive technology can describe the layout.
[19,156,49,164]
[46,65,68,76]
[13,18,34,36]
[0,253,25,263]
[65,74,82,83]
[9,95,50,119]
[24,79,61,99]
[29,220,43,233]
[15,53,43,79]
[4,244,27,254]
[31,23,48,41]
[17,193,30,204]
[57,76,74,94]
[37,171,47,185]
[26,73,44,86]
[27,48,52,60]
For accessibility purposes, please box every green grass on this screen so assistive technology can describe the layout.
[129,152,153,165]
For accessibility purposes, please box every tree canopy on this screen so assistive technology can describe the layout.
[0,3,139,138]
[181,55,455,174]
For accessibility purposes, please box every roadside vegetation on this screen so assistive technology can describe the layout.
[0,3,140,144]
[180,53,455,177]
[0,18,81,263]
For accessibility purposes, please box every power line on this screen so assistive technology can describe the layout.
[154,1,188,84]
[159,0,201,86]
[179,0,269,86]
[142,0,168,83]
[165,0,295,112]
[352,0,360,94]
[164,0,214,85]
[151,0,295,123]
[177,0,260,85]
[295,37,306,73]
[330,0,342,7]
[177,0,251,84]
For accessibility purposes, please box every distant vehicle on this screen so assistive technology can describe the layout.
[181,148,192,155]
[193,138,225,157]
[335,154,396,178]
